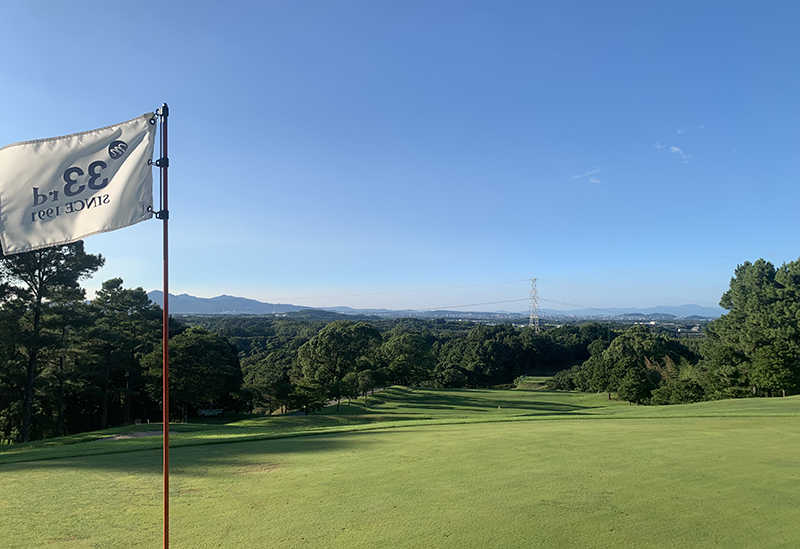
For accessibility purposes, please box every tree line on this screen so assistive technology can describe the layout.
[227,318,616,415]
[0,243,240,443]
[547,258,800,403]
[2,243,798,443]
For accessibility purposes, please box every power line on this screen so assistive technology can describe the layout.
[537,279,719,308]
[418,298,529,311]
[258,277,717,313]
[416,296,622,316]
[537,297,626,316]
[266,279,530,302]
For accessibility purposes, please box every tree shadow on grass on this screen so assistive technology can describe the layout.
[0,388,602,470]
[312,388,596,418]
[386,391,594,415]
[0,428,387,477]
[391,402,588,415]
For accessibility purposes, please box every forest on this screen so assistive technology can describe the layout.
[2,242,799,444]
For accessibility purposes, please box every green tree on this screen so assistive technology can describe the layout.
[357,369,377,405]
[644,355,704,405]
[297,321,381,408]
[40,300,96,437]
[432,364,467,388]
[341,371,360,404]
[144,327,242,421]
[0,280,26,442]
[290,378,327,415]
[0,242,103,441]
[596,325,690,402]
[584,339,613,395]
[458,324,523,386]
[381,331,434,386]
[700,258,800,397]
[89,278,161,428]
[617,367,657,405]
[242,349,294,414]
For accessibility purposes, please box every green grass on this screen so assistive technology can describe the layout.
[1,389,799,548]
[515,374,553,385]
[0,387,631,465]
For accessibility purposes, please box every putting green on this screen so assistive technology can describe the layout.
[1,397,798,548]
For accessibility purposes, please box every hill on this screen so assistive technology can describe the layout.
[147,290,306,314]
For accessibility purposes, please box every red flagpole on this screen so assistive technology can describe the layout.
[158,103,170,549]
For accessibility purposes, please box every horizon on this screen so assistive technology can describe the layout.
[144,288,724,317]
[3,2,798,312]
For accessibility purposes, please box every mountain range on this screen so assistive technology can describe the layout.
[146,291,724,319]
[147,291,306,314]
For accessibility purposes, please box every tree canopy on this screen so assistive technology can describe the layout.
[0,242,104,441]
[143,326,242,421]
[700,258,800,397]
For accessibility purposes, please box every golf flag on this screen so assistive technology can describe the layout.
[0,113,157,254]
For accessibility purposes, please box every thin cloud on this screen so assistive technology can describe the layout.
[670,146,691,160]
[588,177,601,184]
[654,141,693,161]
[571,166,600,180]
[676,128,685,134]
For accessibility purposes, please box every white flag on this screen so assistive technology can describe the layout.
[0,113,157,254]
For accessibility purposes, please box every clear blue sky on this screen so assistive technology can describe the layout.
[2,1,798,312]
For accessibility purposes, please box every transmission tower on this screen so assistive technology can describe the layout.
[529,278,540,333]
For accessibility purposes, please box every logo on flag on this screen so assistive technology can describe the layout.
[108,140,129,159]
[0,113,157,254]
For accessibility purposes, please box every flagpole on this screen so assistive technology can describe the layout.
[157,103,170,549]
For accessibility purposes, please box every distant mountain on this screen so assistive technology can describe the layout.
[147,291,306,314]
[145,291,724,319]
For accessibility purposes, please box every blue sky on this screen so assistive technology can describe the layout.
[1,1,798,312]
